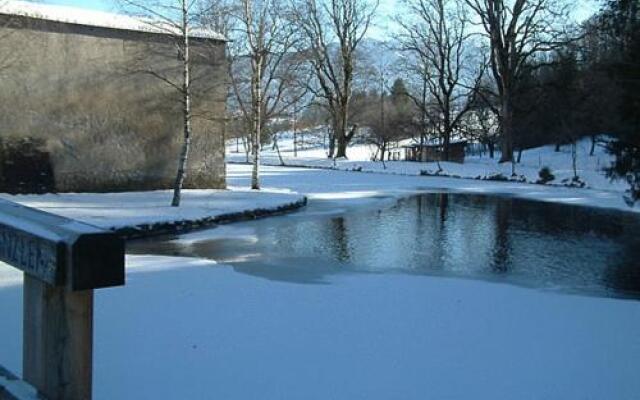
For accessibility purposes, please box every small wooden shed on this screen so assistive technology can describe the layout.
[403,141,467,163]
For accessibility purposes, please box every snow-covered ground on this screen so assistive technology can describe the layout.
[1,164,639,399]
[228,131,629,193]
[0,188,305,232]
[1,255,639,399]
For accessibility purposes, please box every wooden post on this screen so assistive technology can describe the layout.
[23,275,93,400]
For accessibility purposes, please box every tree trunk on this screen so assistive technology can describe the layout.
[488,142,495,159]
[499,94,514,163]
[442,103,451,161]
[336,136,348,158]
[335,108,349,158]
[590,135,596,156]
[171,5,191,207]
[251,62,262,190]
[443,127,451,162]
[517,148,523,163]
[274,137,285,166]
[572,141,578,179]
[327,126,335,158]
[244,135,250,163]
[293,121,297,157]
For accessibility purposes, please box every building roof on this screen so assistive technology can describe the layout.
[0,1,226,41]
[401,140,467,149]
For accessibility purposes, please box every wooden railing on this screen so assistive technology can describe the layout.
[0,199,125,400]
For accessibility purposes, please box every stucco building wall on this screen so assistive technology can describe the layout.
[0,12,227,192]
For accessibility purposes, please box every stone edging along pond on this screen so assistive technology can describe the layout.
[115,195,308,240]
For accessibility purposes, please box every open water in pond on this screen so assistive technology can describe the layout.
[130,192,640,299]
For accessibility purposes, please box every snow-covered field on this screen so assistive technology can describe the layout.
[228,131,629,194]
[1,164,639,399]
[0,188,305,232]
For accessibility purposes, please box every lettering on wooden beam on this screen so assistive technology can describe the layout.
[0,226,63,285]
[0,199,124,290]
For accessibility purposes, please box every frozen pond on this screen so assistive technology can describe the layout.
[131,191,640,299]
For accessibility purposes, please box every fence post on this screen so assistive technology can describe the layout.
[22,276,94,400]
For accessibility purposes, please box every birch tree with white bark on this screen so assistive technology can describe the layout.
[119,0,201,206]
[203,0,305,189]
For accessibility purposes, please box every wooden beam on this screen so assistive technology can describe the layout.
[0,198,124,290]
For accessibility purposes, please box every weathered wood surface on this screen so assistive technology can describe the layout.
[23,276,93,400]
[0,198,126,400]
[0,198,124,290]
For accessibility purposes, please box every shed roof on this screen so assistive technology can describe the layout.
[401,140,468,149]
[0,1,226,41]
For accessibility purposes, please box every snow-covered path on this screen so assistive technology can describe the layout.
[0,164,639,399]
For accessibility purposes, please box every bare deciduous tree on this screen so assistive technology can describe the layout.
[206,0,305,189]
[291,0,377,158]
[464,0,571,162]
[397,0,482,161]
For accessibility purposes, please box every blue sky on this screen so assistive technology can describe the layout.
[42,0,600,16]
[41,0,599,37]
[42,0,116,12]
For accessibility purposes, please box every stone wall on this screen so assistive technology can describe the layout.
[0,13,227,192]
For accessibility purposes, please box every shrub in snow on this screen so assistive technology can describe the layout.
[537,166,555,184]
[483,173,509,182]
[0,137,55,194]
[561,176,586,188]
[605,138,640,206]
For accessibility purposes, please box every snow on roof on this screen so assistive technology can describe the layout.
[397,138,468,148]
[0,1,226,41]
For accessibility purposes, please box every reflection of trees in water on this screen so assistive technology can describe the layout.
[603,243,640,296]
[413,194,447,270]
[413,193,494,272]
[492,200,512,273]
[330,217,351,262]
[438,193,449,226]
[507,200,633,238]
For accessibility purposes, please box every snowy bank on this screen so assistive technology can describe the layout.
[228,134,629,194]
[0,188,307,238]
[227,163,639,214]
